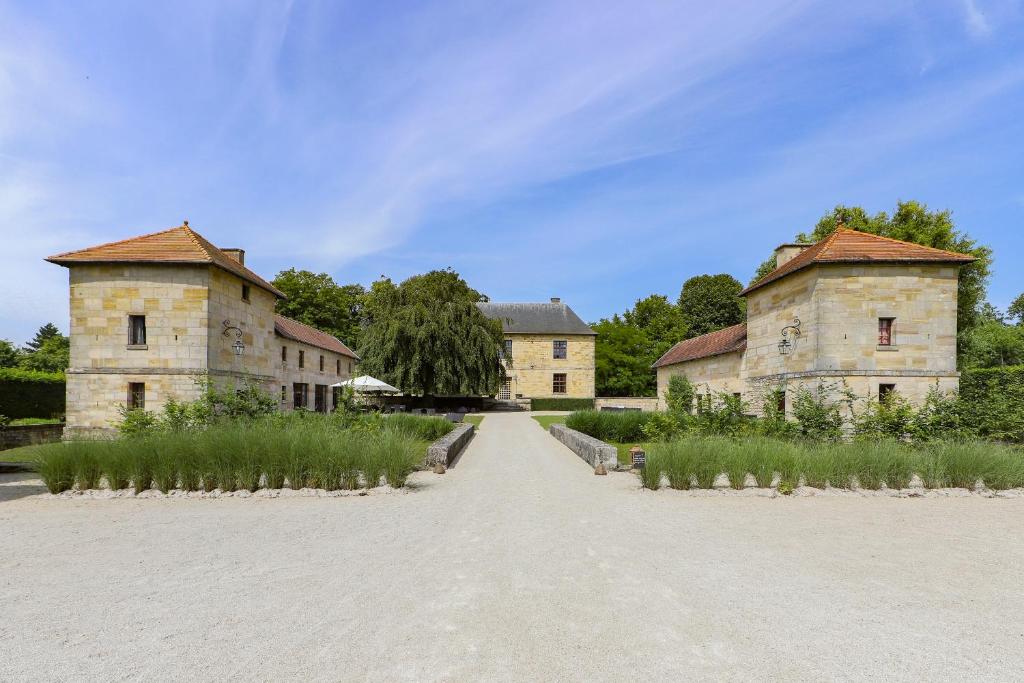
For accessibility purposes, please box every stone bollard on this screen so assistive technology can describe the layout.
[594,463,608,476]
[432,463,446,474]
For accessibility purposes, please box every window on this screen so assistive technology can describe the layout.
[503,339,513,359]
[775,390,786,415]
[553,340,567,359]
[281,346,287,364]
[298,350,305,368]
[128,382,145,410]
[315,384,328,413]
[878,318,894,346]
[552,373,567,394]
[293,383,308,408]
[879,384,896,402]
[319,355,325,372]
[336,359,341,374]
[281,385,287,403]
[128,315,146,346]
[242,284,250,302]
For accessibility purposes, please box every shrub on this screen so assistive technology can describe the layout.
[565,410,655,442]
[0,368,65,420]
[530,398,595,411]
[791,385,845,441]
[664,375,695,416]
[117,407,159,437]
[959,366,1024,443]
[853,391,916,440]
[382,414,454,441]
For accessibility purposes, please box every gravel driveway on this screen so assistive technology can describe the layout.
[2,411,1023,681]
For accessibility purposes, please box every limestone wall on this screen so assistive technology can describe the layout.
[744,267,817,379]
[656,351,745,410]
[274,337,356,410]
[65,370,205,435]
[68,263,210,371]
[207,267,278,378]
[594,397,659,412]
[504,334,594,399]
[812,264,959,374]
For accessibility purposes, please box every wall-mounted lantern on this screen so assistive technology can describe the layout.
[778,317,801,356]
[223,320,245,356]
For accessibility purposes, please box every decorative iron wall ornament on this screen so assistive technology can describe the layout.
[222,320,245,356]
[777,317,801,355]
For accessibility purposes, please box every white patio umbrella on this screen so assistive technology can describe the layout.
[331,375,400,394]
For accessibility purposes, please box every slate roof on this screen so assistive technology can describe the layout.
[741,229,975,295]
[652,323,747,368]
[274,315,359,359]
[46,224,286,298]
[477,302,596,335]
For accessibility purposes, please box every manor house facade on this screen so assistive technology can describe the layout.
[653,229,975,414]
[47,224,359,436]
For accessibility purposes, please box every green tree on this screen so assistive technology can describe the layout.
[271,269,366,349]
[1008,292,1024,324]
[678,274,745,338]
[24,323,61,352]
[961,320,1024,368]
[752,202,992,357]
[358,269,505,398]
[593,316,655,396]
[19,334,69,372]
[622,294,687,358]
[0,339,21,368]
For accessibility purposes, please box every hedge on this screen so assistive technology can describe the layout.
[530,398,595,411]
[0,368,66,420]
[959,365,1024,442]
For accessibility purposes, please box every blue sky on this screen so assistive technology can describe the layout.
[2,0,1023,346]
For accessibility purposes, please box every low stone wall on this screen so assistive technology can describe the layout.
[594,397,659,412]
[425,423,475,466]
[0,424,64,452]
[549,424,618,469]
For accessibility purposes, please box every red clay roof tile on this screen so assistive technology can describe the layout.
[274,315,359,359]
[741,228,975,295]
[46,224,286,298]
[652,323,747,368]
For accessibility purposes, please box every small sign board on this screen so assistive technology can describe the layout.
[630,446,646,470]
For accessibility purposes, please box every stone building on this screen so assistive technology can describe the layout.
[47,223,359,436]
[477,299,596,402]
[653,229,975,414]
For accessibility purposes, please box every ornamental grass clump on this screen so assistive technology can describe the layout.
[383,414,454,441]
[73,445,103,491]
[35,444,76,493]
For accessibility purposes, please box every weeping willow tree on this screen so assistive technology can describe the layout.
[358,269,507,397]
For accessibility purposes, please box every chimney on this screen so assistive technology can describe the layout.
[221,248,245,265]
[550,297,561,304]
[773,243,809,268]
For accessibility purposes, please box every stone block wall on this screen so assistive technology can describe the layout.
[274,338,356,411]
[549,423,618,469]
[68,264,210,371]
[504,334,594,399]
[0,423,64,452]
[65,371,205,435]
[594,397,659,412]
[207,267,277,375]
[656,351,745,410]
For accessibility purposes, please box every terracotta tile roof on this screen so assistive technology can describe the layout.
[741,228,976,295]
[46,224,286,298]
[274,315,359,359]
[652,323,747,368]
